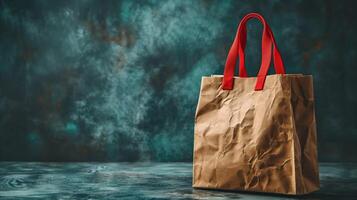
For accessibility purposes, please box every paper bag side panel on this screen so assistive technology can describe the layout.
[289,75,320,194]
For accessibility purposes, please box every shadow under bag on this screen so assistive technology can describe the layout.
[193,13,319,195]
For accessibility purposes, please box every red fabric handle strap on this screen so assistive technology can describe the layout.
[238,19,285,77]
[222,13,286,90]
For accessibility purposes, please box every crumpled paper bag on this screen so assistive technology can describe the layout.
[193,74,319,195]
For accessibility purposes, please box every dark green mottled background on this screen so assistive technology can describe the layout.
[0,0,356,162]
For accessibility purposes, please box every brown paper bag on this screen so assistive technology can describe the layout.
[192,13,319,195]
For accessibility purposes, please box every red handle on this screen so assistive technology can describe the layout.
[222,13,285,90]
[238,18,285,77]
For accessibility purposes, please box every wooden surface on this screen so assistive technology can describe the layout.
[0,162,356,199]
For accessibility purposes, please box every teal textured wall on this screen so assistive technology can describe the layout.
[0,0,356,161]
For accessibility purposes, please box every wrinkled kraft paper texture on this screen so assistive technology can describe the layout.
[193,74,319,195]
